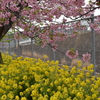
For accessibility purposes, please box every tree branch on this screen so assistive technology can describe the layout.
[0,20,13,40]
[0,2,25,41]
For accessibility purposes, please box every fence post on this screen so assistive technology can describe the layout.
[17,40,20,57]
[53,50,56,61]
[91,14,96,75]
[31,38,34,57]
[51,30,56,61]
[14,39,16,54]
[8,42,11,55]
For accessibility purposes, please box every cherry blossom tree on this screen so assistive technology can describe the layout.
[0,0,100,63]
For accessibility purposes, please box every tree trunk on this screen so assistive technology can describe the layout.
[0,52,3,64]
[0,21,13,64]
[0,3,24,64]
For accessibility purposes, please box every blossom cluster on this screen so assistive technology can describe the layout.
[0,53,100,100]
[65,49,91,62]
[0,0,100,47]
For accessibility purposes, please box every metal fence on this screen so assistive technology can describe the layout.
[0,15,100,74]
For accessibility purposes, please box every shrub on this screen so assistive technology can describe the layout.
[0,53,100,100]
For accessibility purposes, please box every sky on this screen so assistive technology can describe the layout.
[55,0,100,22]
[85,0,100,16]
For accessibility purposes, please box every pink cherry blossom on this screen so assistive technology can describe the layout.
[14,33,22,40]
[65,49,78,59]
[90,23,98,29]
[95,27,100,34]
[82,52,91,62]
[51,44,58,51]
[70,34,77,38]
[11,16,17,22]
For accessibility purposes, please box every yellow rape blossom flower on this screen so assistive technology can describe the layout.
[66,97,71,100]
[47,88,51,92]
[50,96,58,100]
[97,98,100,100]
[23,75,28,80]
[92,94,97,99]
[1,95,7,100]
[21,97,27,100]
[43,55,48,58]
[15,95,20,100]
[13,83,18,88]
[76,92,83,98]
[80,81,86,86]
[20,92,24,96]
[85,95,91,100]
[1,53,100,100]
[77,60,82,67]
[57,86,62,90]
[7,91,14,99]
[86,79,90,83]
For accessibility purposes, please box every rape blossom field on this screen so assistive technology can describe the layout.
[0,53,100,100]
